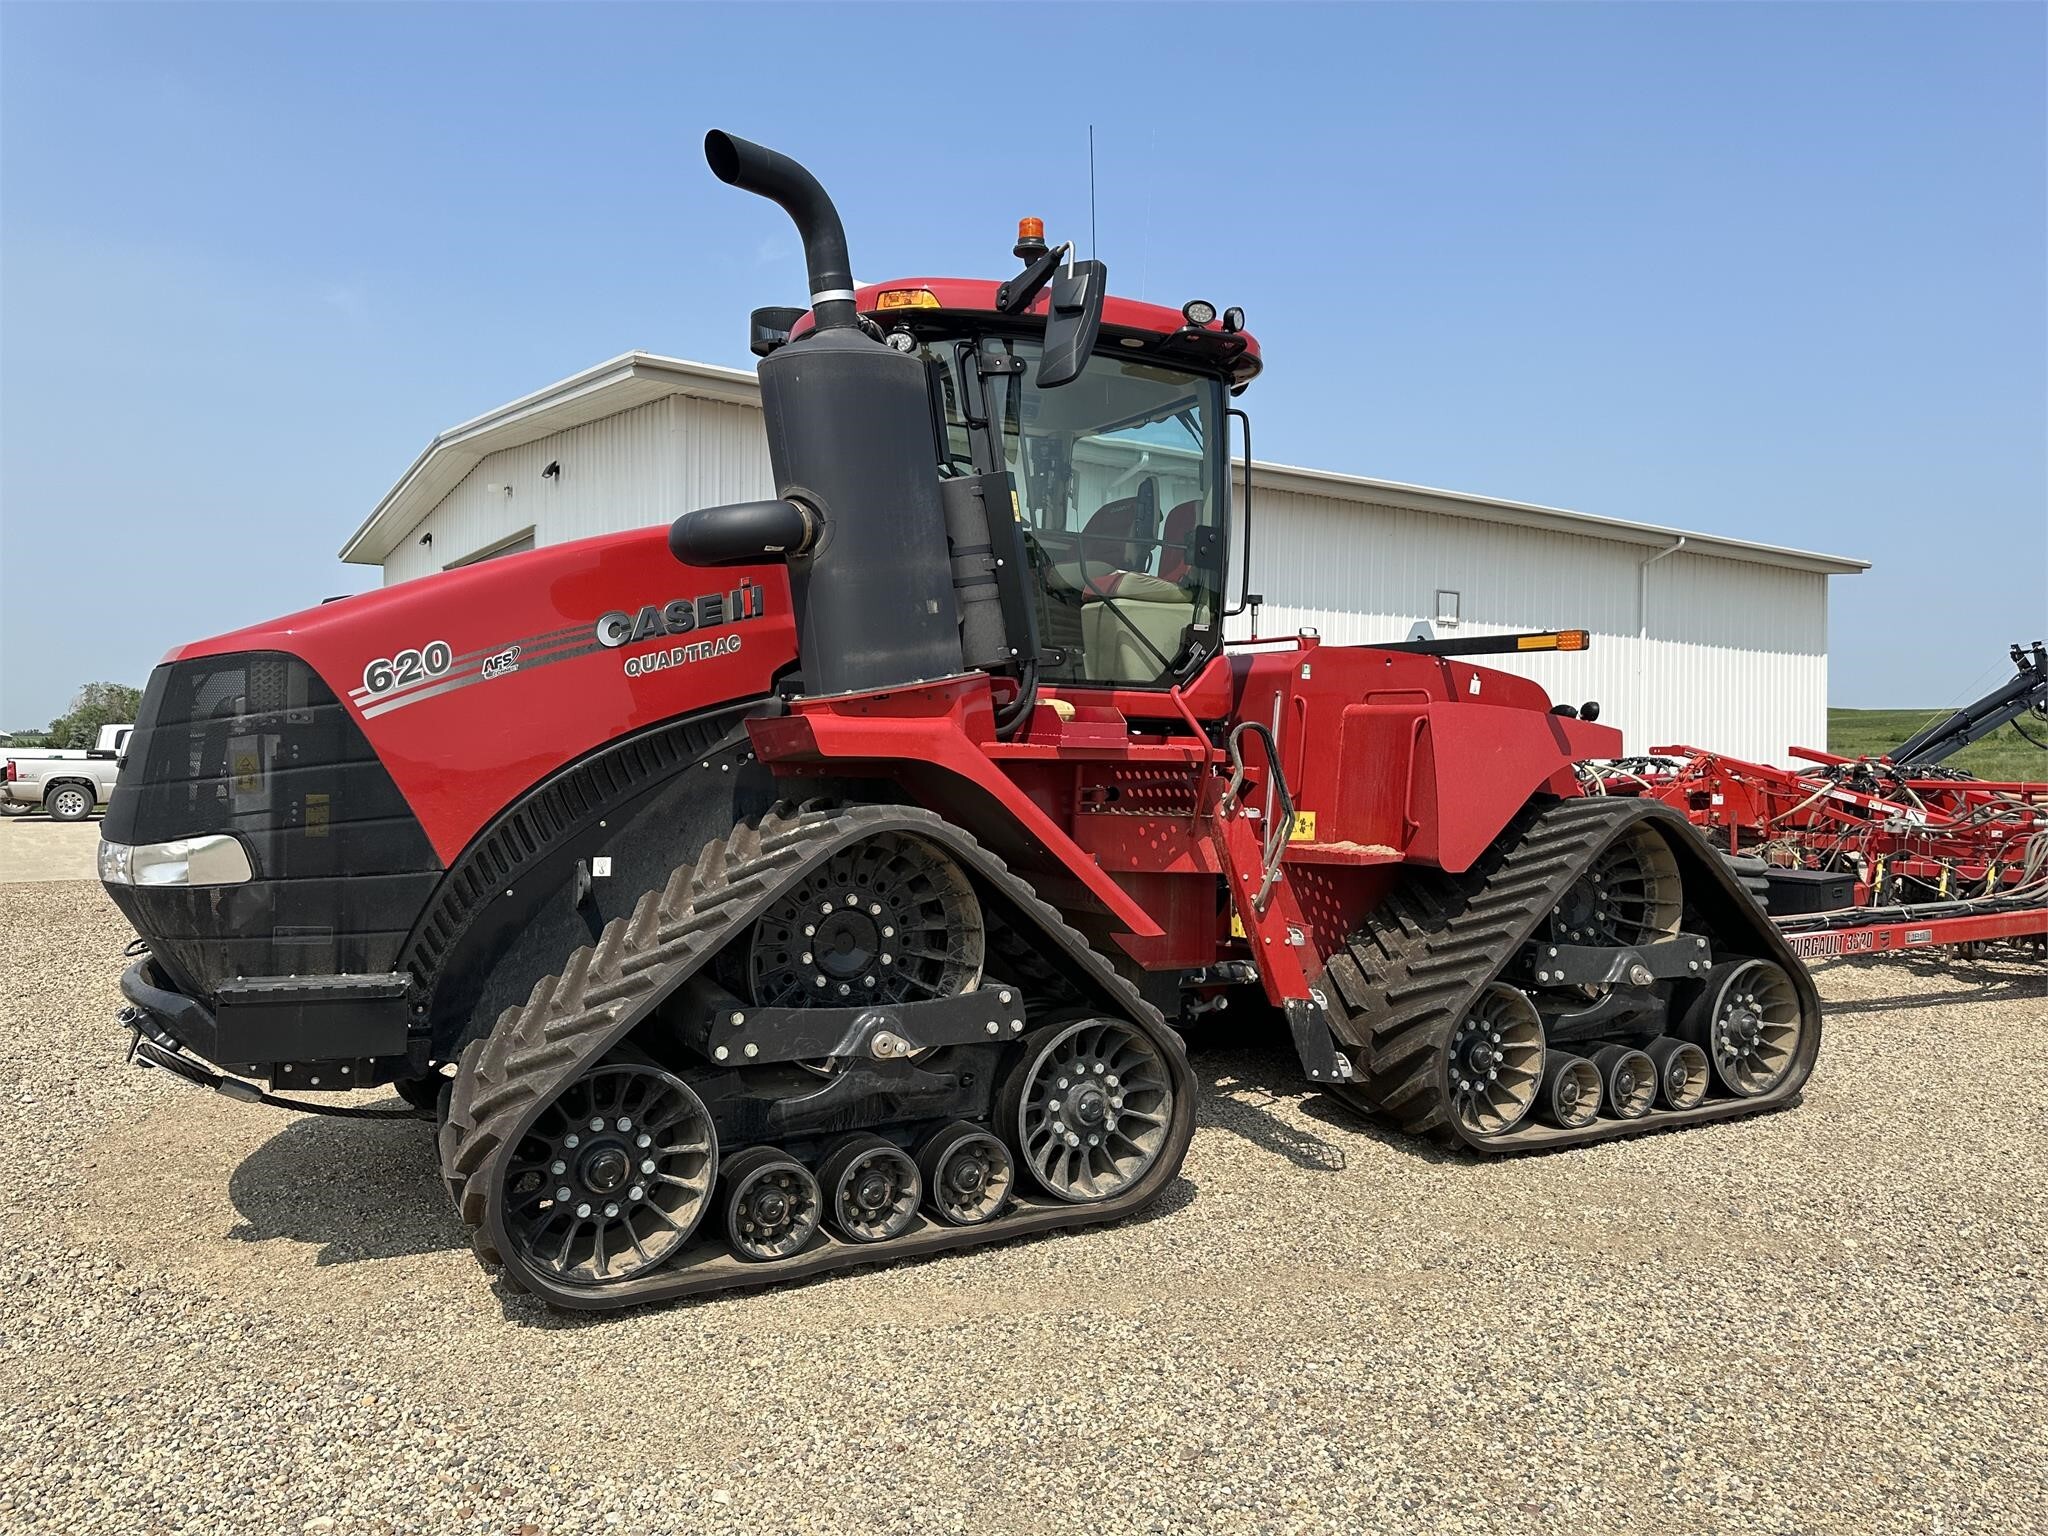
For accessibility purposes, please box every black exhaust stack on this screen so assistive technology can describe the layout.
[672,131,965,698]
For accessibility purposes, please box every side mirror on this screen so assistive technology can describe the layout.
[1037,259,1107,389]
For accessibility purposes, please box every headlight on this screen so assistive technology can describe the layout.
[97,840,133,885]
[98,834,253,887]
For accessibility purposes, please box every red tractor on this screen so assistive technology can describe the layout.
[102,134,1820,1309]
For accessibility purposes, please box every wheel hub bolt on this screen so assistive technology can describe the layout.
[629,1184,645,1202]
[583,1147,631,1194]
[556,1186,572,1202]
[640,1158,657,1175]
[550,1160,566,1175]
[575,1203,592,1219]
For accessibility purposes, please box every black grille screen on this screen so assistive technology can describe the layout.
[104,652,442,996]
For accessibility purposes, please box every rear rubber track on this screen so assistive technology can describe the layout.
[1322,795,1821,1153]
[438,801,1196,1308]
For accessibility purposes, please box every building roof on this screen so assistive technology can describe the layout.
[340,351,1869,576]
[339,354,760,566]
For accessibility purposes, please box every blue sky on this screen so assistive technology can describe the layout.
[2,2,2041,726]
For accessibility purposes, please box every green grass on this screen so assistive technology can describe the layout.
[1828,707,2048,782]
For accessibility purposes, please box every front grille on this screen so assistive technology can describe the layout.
[104,651,442,996]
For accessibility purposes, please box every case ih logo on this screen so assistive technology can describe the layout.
[595,584,768,675]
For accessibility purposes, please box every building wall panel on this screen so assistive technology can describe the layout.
[382,397,774,584]
[1231,486,1827,762]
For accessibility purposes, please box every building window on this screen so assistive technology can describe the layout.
[1435,589,1461,628]
[445,528,536,570]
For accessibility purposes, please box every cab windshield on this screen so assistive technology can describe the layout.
[923,335,1228,687]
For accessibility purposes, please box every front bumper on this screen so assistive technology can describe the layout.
[120,956,226,1062]
[119,958,432,1121]
[116,955,417,1084]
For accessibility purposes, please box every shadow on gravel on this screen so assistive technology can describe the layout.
[227,1109,467,1264]
[1182,1027,1461,1168]
[1812,956,2045,1012]
[491,1174,1207,1329]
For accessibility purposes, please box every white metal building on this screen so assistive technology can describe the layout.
[340,353,1866,763]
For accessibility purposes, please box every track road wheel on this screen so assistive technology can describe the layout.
[917,1121,1014,1226]
[1645,1037,1710,1110]
[720,1147,822,1262]
[1001,1018,1173,1203]
[1684,959,1805,1097]
[1538,1054,1602,1128]
[1588,1045,1657,1119]
[819,1134,921,1244]
[747,831,984,1007]
[1445,984,1546,1138]
[1546,821,1682,947]
[500,1063,717,1289]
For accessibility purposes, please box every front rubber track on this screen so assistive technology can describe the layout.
[1322,795,1824,1154]
[438,802,1197,1310]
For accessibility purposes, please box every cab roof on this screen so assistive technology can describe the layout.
[790,277,1263,388]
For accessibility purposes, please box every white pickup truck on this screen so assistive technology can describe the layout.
[1,724,133,821]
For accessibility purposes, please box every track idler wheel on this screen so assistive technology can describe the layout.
[914,1121,1014,1226]
[1001,1018,1174,1203]
[1645,1037,1711,1110]
[1684,959,1805,1097]
[819,1133,921,1243]
[1547,821,1683,948]
[720,1146,823,1262]
[1445,983,1546,1138]
[501,1063,717,1288]
[1538,1053,1603,1128]
[747,831,985,1007]
[1587,1044,1656,1119]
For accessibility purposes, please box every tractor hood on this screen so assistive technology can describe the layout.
[140,527,797,863]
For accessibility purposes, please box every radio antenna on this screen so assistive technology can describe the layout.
[1088,124,1098,261]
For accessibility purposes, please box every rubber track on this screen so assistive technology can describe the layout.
[437,802,1194,1307]
[1321,796,1817,1153]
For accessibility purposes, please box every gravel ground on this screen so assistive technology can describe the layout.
[5,881,2044,1536]
[0,819,104,883]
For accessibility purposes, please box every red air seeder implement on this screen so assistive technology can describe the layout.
[1583,643,2048,964]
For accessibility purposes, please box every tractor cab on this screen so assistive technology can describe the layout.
[771,260,1261,691]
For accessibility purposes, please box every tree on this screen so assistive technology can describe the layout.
[46,682,143,750]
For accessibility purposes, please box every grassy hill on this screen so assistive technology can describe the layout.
[1828,708,2048,782]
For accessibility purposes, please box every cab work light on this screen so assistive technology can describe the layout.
[874,288,941,310]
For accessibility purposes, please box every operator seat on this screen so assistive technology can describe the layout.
[1061,497,1201,681]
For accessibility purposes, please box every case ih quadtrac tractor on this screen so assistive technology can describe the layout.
[102,133,1820,1309]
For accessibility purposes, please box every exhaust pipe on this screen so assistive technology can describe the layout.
[704,130,857,331]
[676,129,967,697]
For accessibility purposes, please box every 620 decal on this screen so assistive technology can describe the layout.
[362,640,453,695]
